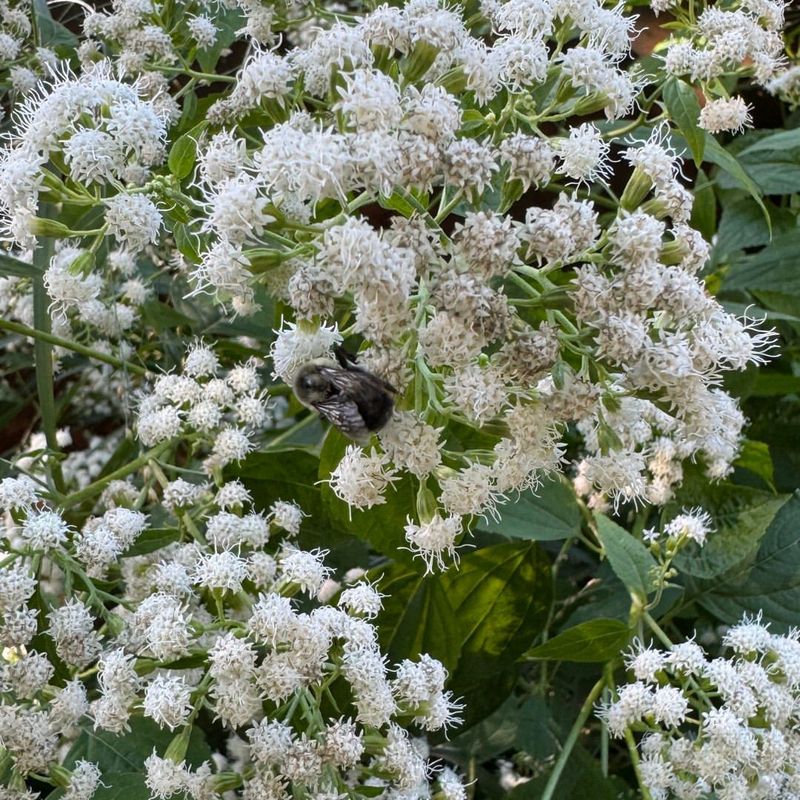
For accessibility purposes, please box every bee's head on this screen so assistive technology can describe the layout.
[293,361,335,405]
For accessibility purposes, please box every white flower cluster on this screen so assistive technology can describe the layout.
[0,471,466,800]
[0,64,167,250]
[599,615,800,799]
[135,343,271,473]
[659,0,787,133]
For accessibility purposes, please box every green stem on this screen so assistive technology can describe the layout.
[625,728,653,800]
[59,440,173,509]
[540,675,606,800]
[32,207,66,495]
[0,318,148,376]
[265,413,318,449]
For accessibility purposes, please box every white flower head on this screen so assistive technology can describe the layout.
[270,320,342,384]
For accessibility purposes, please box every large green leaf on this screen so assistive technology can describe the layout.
[722,229,800,295]
[670,482,787,579]
[662,79,704,165]
[450,695,558,761]
[480,477,582,541]
[33,0,78,49]
[692,491,800,629]
[703,134,770,231]
[524,618,630,663]
[444,541,552,726]
[236,447,352,549]
[61,718,212,800]
[739,128,800,154]
[715,195,796,260]
[595,515,656,603]
[372,562,462,673]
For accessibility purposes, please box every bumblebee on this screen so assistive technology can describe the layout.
[293,348,396,441]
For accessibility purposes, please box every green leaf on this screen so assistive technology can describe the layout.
[524,618,631,663]
[33,0,78,48]
[514,746,636,800]
[703,135,770,233]
[61,719,212,800]
[738,127,800,154]
[450,695,558,761]
[372,562,462,673]
[663,79,704,165]
[693,491,800,629]
[378,192,418,217]
[196,7,244,72]
[140,299,195,330]
[670,481,786,579]
[715,196,795,257]
[122,528,181,557]
[168,127,202,180]
[595,515,656,602]
[722,229,800,295]
[236,448,350,549]
[689,168,716,240]
[0,253,39,279]
[734,439,775,487]
[480,477,582,541]
[444,541,552,726]
[173,223,200,264]
[749,374,800,397]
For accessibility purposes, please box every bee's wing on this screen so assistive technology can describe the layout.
[319,365,397,396]
[313,395,370,441]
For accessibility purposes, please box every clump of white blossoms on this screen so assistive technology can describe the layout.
[0,471,466,800]
[135,343,272,474]
[598,614,800,799]
[0,0,782,576]
[139,0,775,570]
[659,0,786,132]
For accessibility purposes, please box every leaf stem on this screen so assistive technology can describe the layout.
[59,440,174,509]
[0,318,148,376]
[540,675,606,800]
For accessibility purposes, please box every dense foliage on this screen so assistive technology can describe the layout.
[0,0,799,798]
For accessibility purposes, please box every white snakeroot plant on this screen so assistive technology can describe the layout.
[0,474,466,799]
[598,615,800,800]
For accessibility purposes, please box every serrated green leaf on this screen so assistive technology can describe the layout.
[480,476,582,541]
[524,618,631,662]
[595,515,657,602]
[723,229,800,295]
[693,491,800,630]
[372,562,462,673]
[663,79,704,165]
[669,481,785,580]
[444,541,552,726]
